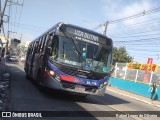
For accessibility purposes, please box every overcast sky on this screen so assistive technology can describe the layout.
[1,0,160,64]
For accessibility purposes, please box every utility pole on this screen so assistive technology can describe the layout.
[103,21,109,35]
[5,0,11,54]
[5,0,23,54]
[6,30,17,52]
[0,0,1,18]
[0,0,8,31]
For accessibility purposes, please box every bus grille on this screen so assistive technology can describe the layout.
[61,81,97,93]
[53,62,106,80]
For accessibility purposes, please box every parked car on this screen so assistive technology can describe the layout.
[8,55,18,62]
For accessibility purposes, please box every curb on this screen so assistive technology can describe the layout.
[106,88,160,108]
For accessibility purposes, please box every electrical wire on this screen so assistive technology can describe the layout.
[108,28,160,37]
[14,0,18,34]
[108,22,160,35]
[109,32,160,38]
[108,17,160,31]
[93,7,160,31]
[15,0,24,38]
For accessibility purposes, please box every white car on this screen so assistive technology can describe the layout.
[9,55,18,62]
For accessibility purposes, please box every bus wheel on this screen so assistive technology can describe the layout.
[37,69,45,89]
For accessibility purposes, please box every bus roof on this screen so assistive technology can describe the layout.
[30,22,112,44]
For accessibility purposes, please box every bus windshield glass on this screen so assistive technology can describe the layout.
[50,36,111,73]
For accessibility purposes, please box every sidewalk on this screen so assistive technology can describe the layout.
[0,64,10,110]
[0,64,6,78]
[106,86,160,108]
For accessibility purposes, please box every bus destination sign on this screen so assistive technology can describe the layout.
[65,26,107,45]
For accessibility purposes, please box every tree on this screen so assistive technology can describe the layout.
[113,47,133,65]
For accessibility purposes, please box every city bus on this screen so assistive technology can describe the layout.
[24,22,113,96]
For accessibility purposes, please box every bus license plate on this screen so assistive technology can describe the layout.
[75,85,85,91]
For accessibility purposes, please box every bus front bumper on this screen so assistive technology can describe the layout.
[45,77,106,96]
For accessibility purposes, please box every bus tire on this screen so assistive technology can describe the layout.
[37,69,45,88]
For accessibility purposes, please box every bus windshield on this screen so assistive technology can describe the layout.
[50,36,111,74]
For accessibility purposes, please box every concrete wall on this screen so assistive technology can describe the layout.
[108,77,160,100]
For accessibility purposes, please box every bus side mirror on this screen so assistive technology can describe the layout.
[47,47,52,56]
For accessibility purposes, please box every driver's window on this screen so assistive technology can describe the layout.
[52,36,59,61]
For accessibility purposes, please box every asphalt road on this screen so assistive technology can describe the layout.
[5,62,160,120]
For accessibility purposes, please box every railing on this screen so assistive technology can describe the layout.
[111,63,160,86]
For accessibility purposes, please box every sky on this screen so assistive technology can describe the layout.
[1,0,160,64]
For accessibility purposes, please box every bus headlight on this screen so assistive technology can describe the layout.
[49,70,60,82]
[49,70,55,76]
[104,82,107,86]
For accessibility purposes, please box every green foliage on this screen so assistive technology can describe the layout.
[113,46,133,65]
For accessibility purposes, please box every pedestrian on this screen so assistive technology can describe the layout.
[148,82,158,100]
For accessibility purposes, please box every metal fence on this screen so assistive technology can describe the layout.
[111,63,160,86]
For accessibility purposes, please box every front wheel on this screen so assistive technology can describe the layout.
[37,69,45,89]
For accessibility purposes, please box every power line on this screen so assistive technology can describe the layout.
[15,0,24,38]
[14,0,18,33]
[109,7,160,24]
[129,49,159,51]
[109,32,160,38]
[128,52,158,56]
[0,0,9,31]
[93,6,160,35]
[15,25,45,32]
[108,17,160,31]
[114,45,160,47]
[113,36,160,42]
[108,27,160,36]
[10,22,48,30]
[107,21,160,35]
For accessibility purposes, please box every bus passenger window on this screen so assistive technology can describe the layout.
[39,37,44,52]
[47,34,53,47]
[42,36,47,52]
[34,41,39,53]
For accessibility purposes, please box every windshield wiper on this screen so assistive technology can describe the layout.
[93,45,102,59]
[59,28,81,55]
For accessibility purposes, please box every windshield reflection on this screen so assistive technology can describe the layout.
[50,36,110,73]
